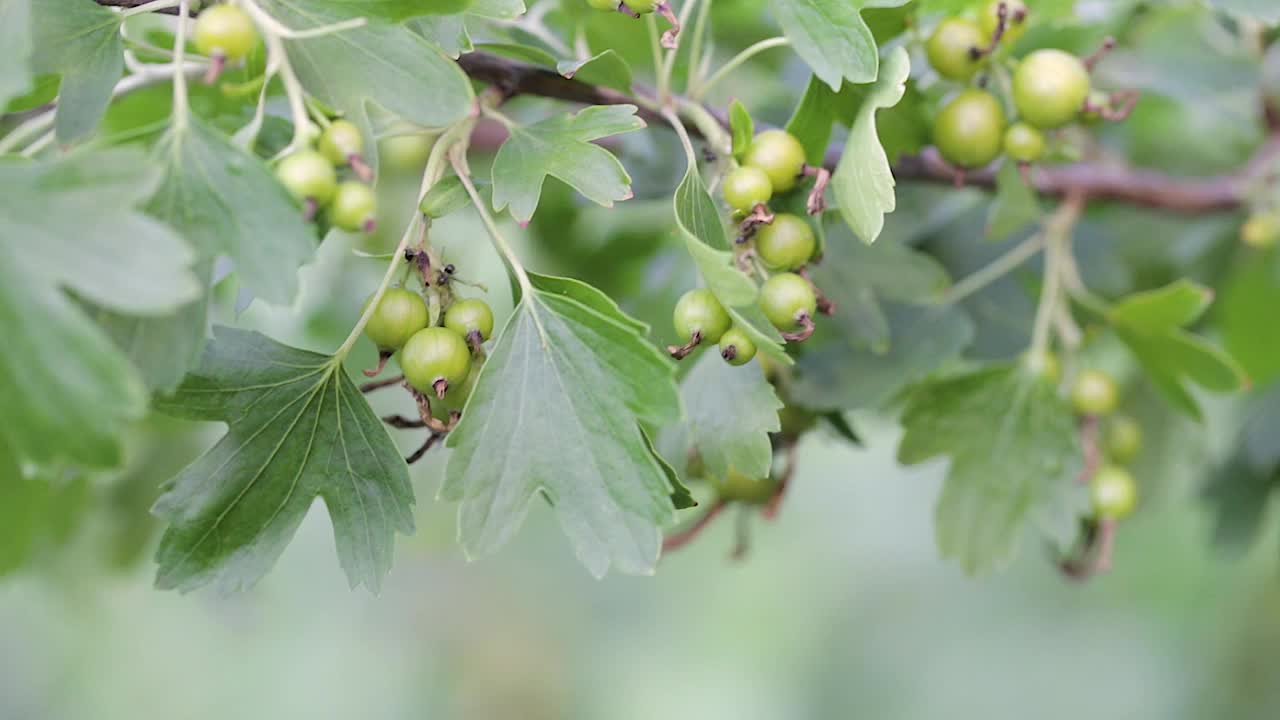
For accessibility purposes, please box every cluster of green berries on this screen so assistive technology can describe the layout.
[364,287,494,403]
[723,129,810,215]
[584,0,679,48]
[275,120,377,232]
[193,4,260,72]
[1068,367,1142,522]
[671,272,818,365]
[925,1,1123,170]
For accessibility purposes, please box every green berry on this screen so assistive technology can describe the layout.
[980,0,1029,43]
[318,120,364,167]
[1003,122,1045,163]
[718,326,757,366]
[934,89,1006,169]
[443,298,495,343]
[378,128,432,172]
[778,404,817,437]
[363,288,428,351]
[743,129,806,193]
[329,181,376,233]
[722,166,773,214]
[1091,465,1138,520]
[627,0,658,13]
[759,273,817,331]
[193,5,259,62]
[673,288,732,344]
[1071,369,1119,417]
[1242,212,1280,249]
[400,327,472,395]
[276,150,337,206]
[1104,415,1143,465]
[711,468,777,504]
[587,0,620,9]
[1023,349,1060,384]
[1012,49,1090,129]
[437,364,481,414]
[926,18,986,81]
[754,214,816,271]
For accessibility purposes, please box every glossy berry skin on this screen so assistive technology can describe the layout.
[981,0,1029,42]
[276,150,337,206]
[754,214,815,271]
[329,181,376,232]
[1071,369,1119,416]
[194,5,258,62]
[1241,212,1280,249]
[1003,122,1045,163]
[1013,49,1090,129]
[437,364,480,415]
[1105,415,1143,465]
[743,129,806,193]
[1091,465,1138,520]
[587,0,620,8]
[926,18,985,81]
[722,166,773,214]
[934,89,1006,169]
[711,469,777,505]
[673,288,732,344]
[626,0,658,13]
[1023,349,1060,384]
[444,298,495,342]
[378,129,432,172]
[401,327,472,394]
[318,120,365,167]
[363,288,428,351]
[718,326,757,366]
[759,273,817,331]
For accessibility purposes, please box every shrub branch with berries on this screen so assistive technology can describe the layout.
[1,0,1278,592]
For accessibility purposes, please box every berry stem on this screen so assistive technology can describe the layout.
[657,2,681,50]
[970,1,1008,59]
[684,0,714,92]
[405,432,444,464]
[781,314,815,343]
[662,499,728,555]
[1082,36,1116,72]
[362,350,391,378]
[646,14,670,102]
[171,0,191,130]
[666,330,702,360]
[450,144,536,301]
[360,374,404,393]
[934,232,1046,306]
[802,164,830,215]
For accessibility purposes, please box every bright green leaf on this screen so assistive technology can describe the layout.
[986,161,1042,241]
[785,76,838,166]
[442,275,681,577]
[676,351,782,481]
[491,104,645,223]
[557,50,632,92]
[769,0,909,90]
[0,148,199,468]
[31,0,124,142]
[831,46,910,244]
[152,327,415,593]
[419,175,476,218]
[1219,249,1280,385]
[730,99,754,163]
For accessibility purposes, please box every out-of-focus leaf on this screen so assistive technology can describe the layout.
[986,161,1042,241]
[785,76,837,166]
[769,0,910,90]
[31,0,124,142]
[1218,249,1280,386]
[557,50,632,92]
[676,351,782,481]
[0,0,32,110]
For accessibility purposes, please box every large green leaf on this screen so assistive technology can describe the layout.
[1218,249,1280,385]
[898,365,1085,575]
[831,46,910,244]
[442,275,682,577]
[0,0,32,110]
[411,0,525,57]
[1108,280,1247,418]
[675,350,782,481]
[490,104,645,224]
[785,76,839,166]
[152,327,414,593]
[31,0,124,142]
[769,0,909,90]
[0,148,199,468]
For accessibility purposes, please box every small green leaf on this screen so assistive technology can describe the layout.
[152,328,415,593]
[1108,280,1247,418]
[0,0,33,110]
[419,175,476,219]
[491,104,645,224]
[769,0,909,90]
[1219,249,1280,385]
[676,350,783,481]
[785,76,838,166]
[831,46,910,244]
[898,365,1085,575]
[986,161,1042,241]
[443,275,682,577]
[557,50,633,93]
[31,0,124,142]
[476,41,558,67]
[0,148,199,468]
[643,428,696,510]
[729,99,755,163]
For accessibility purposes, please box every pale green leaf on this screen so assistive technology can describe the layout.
[491,104,645,223]
[986,161,1042,241]
[0,148,199,468]
[152,328,414,593]
[676,351,782,481]
[1209,0,1280,24]
[769,0,909,90]
[832,46,910,244]
[557,49,632,93]
[729,99,754,163]
[31,0,124,142]
[0,0,33,110]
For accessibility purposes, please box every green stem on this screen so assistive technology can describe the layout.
[934,233,1045,306]
[171,0,191,131]
[121,0,180,17]
[676,99,730,157]
[685,0,713,92]
[693,36,790,101]
[659,0,699,93]
[647,15,668,102]
[449,145,533,300]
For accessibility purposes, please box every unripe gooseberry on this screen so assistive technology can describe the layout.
[193,5,259,62]
[444,298,495,343]
[673,288,732,344]
[400,327,472,396]
[1091,465,1138,520]
[926,18,985,81]
[742,129,806,193]
[718,326,757,366]
[1003,122,1045,163]
[1104,415,1143,465]
[1012,49,1090,130]
[1241,212,1280,249]
[754,213,816,271]
[363,288,428,351]
[759,272,817,331]
[276,150,337,206]
[1071,368,1119,417]
[980,0,1029,43]
[329,181,377,233]
[722,166,773,214]
[934,89,1006,169]
[318,120,365,167]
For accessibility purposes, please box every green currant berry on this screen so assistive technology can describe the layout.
[711,468,777,505]
[363,288,428,351]
[329,181,377,233]
[759,272,817,331]
[980,0,1029,43]
[401,327,472,395]
[276,150,337,206]
[627,0,658,13]
[754,213,816,271]
[378,128,432,172]
[926,18,985,81]
[778,404,817,437]
[1071,368,1119,417]
[1012,49,1090,129]
[1242,212,1280,249]
[1104,415,1143,464]
[718,326,757,366]
[934,89,1006,169]
[587,0,620,9]
[743,129,806,194]
[1003,122,1045,163]
[1090,465,1138,520]
[1023,349,1060,384]
[318,120,364,167]
[193,5,259,62]
[444,298,495,343]
[722,166,773,214]
[673,288,732,344]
